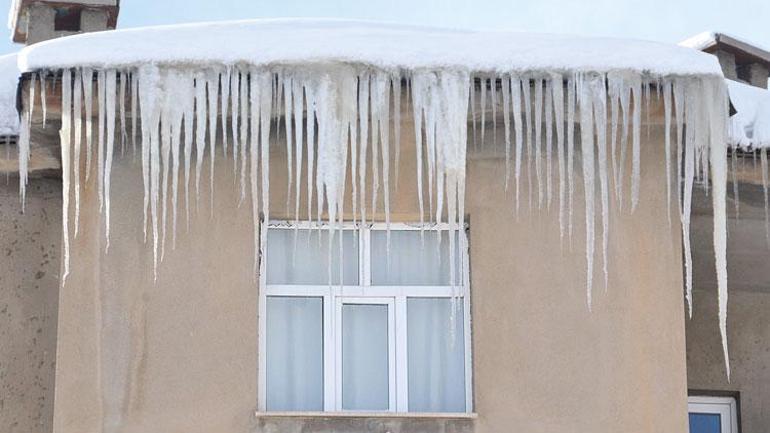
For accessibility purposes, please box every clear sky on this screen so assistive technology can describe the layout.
[1,0,769,55]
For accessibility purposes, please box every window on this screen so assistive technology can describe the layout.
[259,222,472,413]
[54,8,82,32]
[688,396,739,433]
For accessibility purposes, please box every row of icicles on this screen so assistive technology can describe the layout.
[17,65,730,375]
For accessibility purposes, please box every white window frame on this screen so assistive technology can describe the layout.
[258,221,473,414]
[688,395,738,433]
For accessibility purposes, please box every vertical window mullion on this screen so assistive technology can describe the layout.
[395,296,409,412]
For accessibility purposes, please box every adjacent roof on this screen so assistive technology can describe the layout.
[8,0,120,43]
[0,53,19,136]
[680,31,770,67]
[19,18,723,76]
[727,79,770,148]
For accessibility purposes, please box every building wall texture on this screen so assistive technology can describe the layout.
[687,177,770,433]
[0,177,61,433]
[6,95,690,433]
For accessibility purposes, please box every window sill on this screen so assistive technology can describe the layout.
[255,411,478,420]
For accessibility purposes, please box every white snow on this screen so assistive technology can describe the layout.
[0,53,19,136]
[680,31,770,55]
[726,79,770,148]
[18,19,722,77]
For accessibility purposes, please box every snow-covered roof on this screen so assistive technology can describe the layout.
[0,53,20,136]
[18,18,723,76]
[727,79,770,148]
[680,31,770,64]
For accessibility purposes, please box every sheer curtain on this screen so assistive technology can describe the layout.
[407,298,466,412]
[371,230,459,286]
[267,229,358,285]
[342,303,390,410]
[265,296,324,411]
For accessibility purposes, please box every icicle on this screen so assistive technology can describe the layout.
[552,74,566,240]
[159,72,173,261]
[730,149,739,219]
[60,69,73,282]
[306,77,316,226]
[239,71,249,205]
[393,79,402,192]
[502,76,511,190]
[534,78,544,208]
[591,75,609,290]
[194,73,208,203]
[491,76,497,147]
[72,69,82,236]
[511,76,523,212]
[83,68,94,181]
[231,72,241,179]
[630,77,642,211]
[578,74,596,308]
[681,79,696,320]
[40,71,47,127]
[131,72,138,153]
[358,73,369,226]
[762,148,770,246]
[138,66,162,278]
[480,77,486,146]
[372,72,392,244]
[221,68,231,157]
[608,76,620,201]
[183,76,194,229]
[674,81,685,217]
[283,75,293,211]
[566,77,576,240]
[522,79,533,211]
[206,73,219,215]
[97,70,106,211]
[293,79,304,228]
[413,75,425,227]
[663,81,673,226]
[104,70,117,251]
[249,69,260,275]
[545,78,553,207]
[618,78,631,210]
[470,78,477,150]
[119,71,127,154]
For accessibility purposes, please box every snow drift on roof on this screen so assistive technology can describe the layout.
[0,53,19,135]
[19,18,723,76]
[727,79,770,148]
[680,31,770,54]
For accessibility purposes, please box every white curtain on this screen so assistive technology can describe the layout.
[407,298,466,412]
[342,303,390,410]
[267,229,358,285]
[371,230,459,286]
[266,296,324,411]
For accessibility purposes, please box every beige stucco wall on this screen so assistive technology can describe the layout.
[687,177,770,433]
[22,94,691,433]
[0,176,60,433]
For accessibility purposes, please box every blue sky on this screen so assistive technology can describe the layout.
[1,0,769,55]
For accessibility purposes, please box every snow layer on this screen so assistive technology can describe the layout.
[726,79,770,148]
[18,18,723,77]
[0,53,19,135]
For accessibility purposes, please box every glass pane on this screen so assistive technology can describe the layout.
[407,298,466,412]
[689,413,722,433]
[267,228,358,285]
[342,303,389,410]
[266,296,324,411]
[371,230,461,286]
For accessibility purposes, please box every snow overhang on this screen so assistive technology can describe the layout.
[18,18,723,77]
[0,53,20,136]
[727,79,770,149]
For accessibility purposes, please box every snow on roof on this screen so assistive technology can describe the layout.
[680,31,770,61]
[18,18,723,76]
[0,53,19,136]
[727,79,770,148]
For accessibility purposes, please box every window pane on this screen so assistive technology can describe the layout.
[267,228,358,285]
[407,298,466,412]
[342,303,389,410]
[371,230,461,286]
[689,413,722,433]
[266,296,324,411]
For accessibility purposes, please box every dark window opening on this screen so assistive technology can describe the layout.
[54,8,81,32]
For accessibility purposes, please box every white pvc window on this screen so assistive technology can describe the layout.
[259,222,472,414]
[688,396,738,433]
